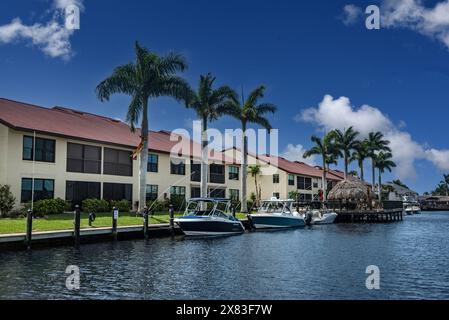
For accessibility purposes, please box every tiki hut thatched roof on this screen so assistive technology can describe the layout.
[328,177,375,202]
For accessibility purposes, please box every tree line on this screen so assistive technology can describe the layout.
[95,42,397,213]
[303,129,396,201]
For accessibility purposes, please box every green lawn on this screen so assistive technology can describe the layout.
[0,211,247,235]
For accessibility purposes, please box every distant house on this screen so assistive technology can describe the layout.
[419,196,449,211]
[385,182,418,201]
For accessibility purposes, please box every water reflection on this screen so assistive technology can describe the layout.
[1,212,449,300]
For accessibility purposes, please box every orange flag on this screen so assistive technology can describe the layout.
[131,140,144,160]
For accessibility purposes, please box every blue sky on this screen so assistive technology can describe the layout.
[1,0,449,193]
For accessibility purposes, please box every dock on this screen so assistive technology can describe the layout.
[0,223,183,250]
[334,209,403,223]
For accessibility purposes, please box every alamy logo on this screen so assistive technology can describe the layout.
[65,265,80,290]
[365,265,380,290]
[365,5,380,30]
[65,4,80,30]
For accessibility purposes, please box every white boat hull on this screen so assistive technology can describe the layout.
[312,212,338,225]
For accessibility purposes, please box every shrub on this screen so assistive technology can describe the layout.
[0,184,16,218]
[82,198,109,213]
[4,207,27,218]
[170,195,186,212]
[32,198,68,217]
[146,200,165,213]
[110,199,130,213]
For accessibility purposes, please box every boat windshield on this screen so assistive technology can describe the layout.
[258,201,293,214]
[184,199,231,218]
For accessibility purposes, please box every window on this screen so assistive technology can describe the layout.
[273,174,280,184]
[288,174,295,186]
[67,143,102,174]
[299,193,313,202]
[170,186,186,196]
[297,176,312,190]
[229,189,239,201]
[313,181,319,188]
[147,154,158,173]
[210,164,225,184]
[66,181,101,208]
[103,183,133,201]
[209,188,226,198]
[273,192,280,199]
[23,136,55,162]
[191,186,201,198]
[21,178,54,203]
[170,159,186,175]
[190,161,201,182]
[229,166,239,180]
[146,185,158,201]
[104,148,133,176]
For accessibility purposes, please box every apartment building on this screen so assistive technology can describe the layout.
[223,147,343,201]
[0,98,240,210]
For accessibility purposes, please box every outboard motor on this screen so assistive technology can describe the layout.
[304,212,313,226]
[247,214,255,231]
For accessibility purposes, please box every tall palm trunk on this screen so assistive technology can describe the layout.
[138,100,149,213]
[378,168,382,202]
[371,157,376,192]
[241,121,248,213]
[201,117,208,198]
[322,154,327,201]
[359,159,364,181]
[254,174,258,207]
[344,153,348,179]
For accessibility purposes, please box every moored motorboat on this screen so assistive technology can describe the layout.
[308,210,338,225]
[404,204,421,215]
[248,198,306,229]
[174,198,245,236]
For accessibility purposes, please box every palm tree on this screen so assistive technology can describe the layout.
[333,127,360,179]
[375,151,396,201]
[366,132,391,191]
[325,138,341,171]
[440,174,449,196]
[248,165,262,207]
[304,135,329,201]
[350,139,369,181]
[96,42,190,213]
[225,86,277,212]
[185,73,237,199]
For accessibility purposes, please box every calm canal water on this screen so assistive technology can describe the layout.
[1,212,449,300]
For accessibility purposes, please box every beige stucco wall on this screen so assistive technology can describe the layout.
[146,153,241,201]
[0,123,8,186]
[4,128,138,208]
[224,148,322,201]
[1,126,242,209]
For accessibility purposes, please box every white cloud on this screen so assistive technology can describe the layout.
[425,149,449,171]
[342,1,449,50]
[297,94,449,179]
[0,0,82,60]
[54,0,84,10]
[281,144,316,166]
[341,4,363,26]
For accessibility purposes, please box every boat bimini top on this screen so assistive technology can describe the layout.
[183,198,236,220]
[258,198,296,216]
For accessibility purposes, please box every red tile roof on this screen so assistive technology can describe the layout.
[0,97,235,164]
[224,147,343,181]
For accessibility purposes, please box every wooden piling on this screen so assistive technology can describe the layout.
[143,207,149,240]
[25,209,33,250]
[74,205,81,249]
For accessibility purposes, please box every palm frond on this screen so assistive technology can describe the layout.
[95,63,137,101]
[246,85,265,106]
